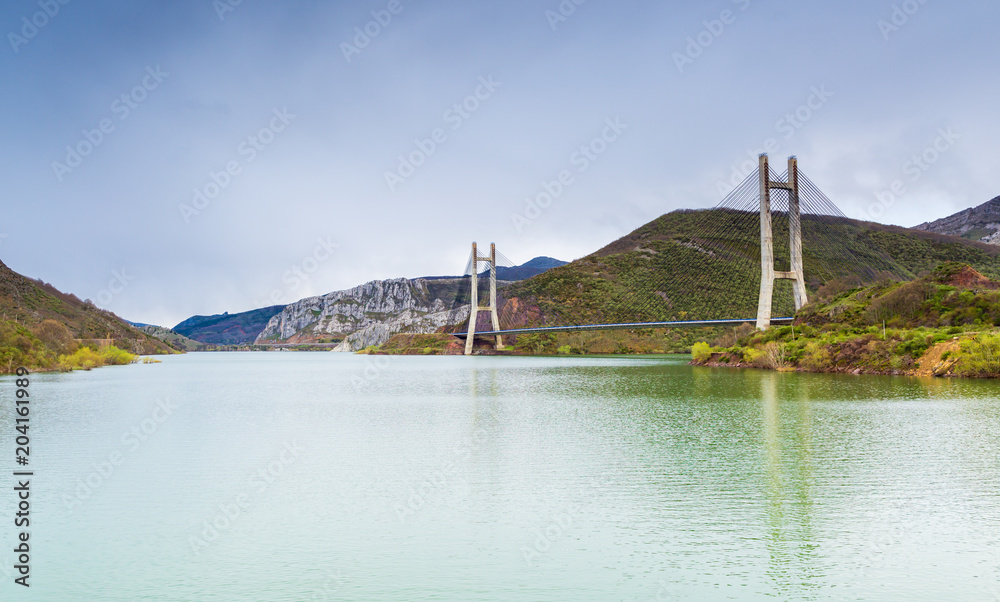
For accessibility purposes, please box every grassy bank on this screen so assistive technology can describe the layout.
[0,319,140,373]
[362,327,727,356]
[690,263,1000,378]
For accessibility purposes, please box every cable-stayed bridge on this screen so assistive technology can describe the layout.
[452,154,905,354]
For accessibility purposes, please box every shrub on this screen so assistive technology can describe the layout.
[865,281,936,325]
[816,276,862,301]
[33,320,75,355]
[57,345,136,371]
[761,341,787,369]
[102,346,136,365]
[58,347,104,371]
[954,334,1000,377]
[514,334,557,354]
[742,348,763,365]
[691,342,712,363]
[800,344,833,371]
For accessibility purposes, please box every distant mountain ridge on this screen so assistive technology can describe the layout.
[257,278,471,351]
[175,257,565,348]
[915,195,1000,244]
[137,324,207,352]
[173,305,286,345]
[418,256,568,281]
[496,257,567,281]
[252,256,566,351]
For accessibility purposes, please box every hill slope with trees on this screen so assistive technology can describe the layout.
[0,259,173,373]
[497,209,1000,330]
[692,263,1000,378]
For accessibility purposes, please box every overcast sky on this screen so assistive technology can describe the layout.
[2,0,998,327]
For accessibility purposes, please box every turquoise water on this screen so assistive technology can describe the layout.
[1,352,999,600]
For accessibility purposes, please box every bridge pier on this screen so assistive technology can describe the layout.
[464,242,504,355]
[756,154,808,330]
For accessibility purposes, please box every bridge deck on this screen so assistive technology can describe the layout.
[452,317,794,338]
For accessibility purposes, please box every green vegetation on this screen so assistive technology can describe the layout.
[0,258,173,373]
[500,209,1000,329]
[515,328,723,355]
[691,342,712,363]
[367,333,462,355]
[57,345,137,371]
[952,334,1000,377]
[691,263,1000,377]
[0,318,139,373]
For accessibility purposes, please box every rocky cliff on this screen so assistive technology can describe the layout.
[256,278,471,351]
[915,195,1000,243]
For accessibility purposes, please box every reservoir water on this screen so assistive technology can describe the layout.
[2,352,999,600]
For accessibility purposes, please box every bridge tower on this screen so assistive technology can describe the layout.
[464,242,504,355]
[756,154,808,330]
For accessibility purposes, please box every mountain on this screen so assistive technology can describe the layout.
[257,278,471,351]
[0,258,173,372]
[137,325,210,352]
[418,256,568,280]
[915,195,1000,243]
[257,210,1000,355]
[496,257,568,281]
[173,305,286,345]
[498,209,1000,330]
[254,256,567,351]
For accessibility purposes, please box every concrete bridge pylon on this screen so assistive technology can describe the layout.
[756,154,809,330]
[464,242,504,355]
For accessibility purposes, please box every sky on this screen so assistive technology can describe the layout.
[1,0,998,327]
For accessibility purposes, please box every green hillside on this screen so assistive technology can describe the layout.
[0,259,175,373]
[693,263,1000,378]
[499,209,1000,329]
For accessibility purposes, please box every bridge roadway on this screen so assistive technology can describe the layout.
[452,317,795,338]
